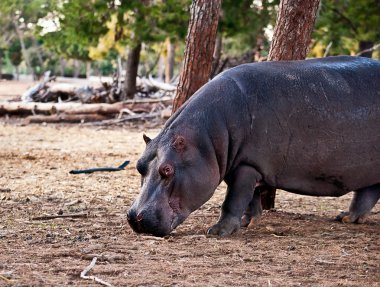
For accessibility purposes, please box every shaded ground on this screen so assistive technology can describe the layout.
[0,78,379,286]
[0,122,379,287]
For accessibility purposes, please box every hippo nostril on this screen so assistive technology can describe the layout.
[136,212,143,222]
[127,209,137,222]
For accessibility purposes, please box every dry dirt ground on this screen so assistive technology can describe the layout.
[0,82,379,287]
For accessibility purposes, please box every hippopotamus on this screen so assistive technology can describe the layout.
[127,56,380,237]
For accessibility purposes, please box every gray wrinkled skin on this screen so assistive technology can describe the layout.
[127,56,380,237]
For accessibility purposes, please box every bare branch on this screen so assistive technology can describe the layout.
[80,257,113,287]
[356,43,380,56]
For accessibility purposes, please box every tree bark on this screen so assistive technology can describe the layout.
[123,43,142,100]
[264,0,321,210]
[268,0,321,61]
[165,39,176,83]
[172,0,222,114]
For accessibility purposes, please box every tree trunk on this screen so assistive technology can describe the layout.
[210,33,222,78]
[253,32,265,62]
[172,0,222,114]
[123,43,142,100]
[358,41,374,58]
[165,39,176,83]
[12,18,32,74]
[268,0,320,61]
[0,57,2,80]
[15,66,19,80]
[73,60,80,78]
[32,38,44,66]
[60,57,66,76]
[86,61,92,79]
[158,55,165,81]
[263,0,321,210]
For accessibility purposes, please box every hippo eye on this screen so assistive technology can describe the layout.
[159,163,174,178]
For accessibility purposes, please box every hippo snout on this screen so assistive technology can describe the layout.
[127,207,172,237]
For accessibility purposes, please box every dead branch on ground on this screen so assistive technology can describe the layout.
[69,160,129,174]
[31,212,88,220]
[80,257,113,287]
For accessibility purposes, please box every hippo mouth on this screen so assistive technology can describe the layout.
[168,195,187,231]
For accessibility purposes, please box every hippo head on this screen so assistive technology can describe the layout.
[127,131,220,237]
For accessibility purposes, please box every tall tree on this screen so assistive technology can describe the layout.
[124,43,142,99]
[268,0,320,60]
[165,38,175,83]
[172,0,222,113]
[9,38,23,80]
[0,47,4,79]
[259,0,320,210]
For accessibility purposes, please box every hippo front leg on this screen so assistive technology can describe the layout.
[207,165,262,236]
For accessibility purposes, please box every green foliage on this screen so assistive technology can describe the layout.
[37,0,109,60]
[220,0,279,56]
[3,0,377,76]
[314,0,380,55]
[40,0,190,61]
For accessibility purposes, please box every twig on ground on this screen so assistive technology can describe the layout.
[80,257,113,287]
[31,212,88,220]
[64,199,82,206]
[0,274,12,283]
[0,188,11,193]
[140,235,165,241]
[315,258,335,264]
[69,160,130,174]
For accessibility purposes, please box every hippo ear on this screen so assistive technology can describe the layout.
[143,134,152,144]
[173,135,186,151]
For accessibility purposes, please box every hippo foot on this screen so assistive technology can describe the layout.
[335,212,367,224]
[241,214,260,228]
[207,217,241,236]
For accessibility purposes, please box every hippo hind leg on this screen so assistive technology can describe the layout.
[241,186,276,227]
[336,183,380,223]
[241,189,263,227]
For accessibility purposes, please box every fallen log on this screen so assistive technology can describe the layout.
[26,114,108,123]
[87,111,161,126]
[0,97,173,115]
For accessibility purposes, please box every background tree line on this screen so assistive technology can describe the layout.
[0,0,379,98]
